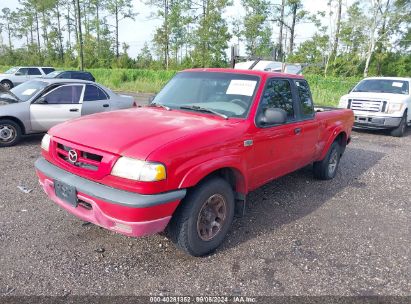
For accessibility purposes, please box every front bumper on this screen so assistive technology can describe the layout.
[353,114,402,129]
[35,158,186,237]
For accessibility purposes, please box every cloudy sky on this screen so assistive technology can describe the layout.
[0,0,352,57]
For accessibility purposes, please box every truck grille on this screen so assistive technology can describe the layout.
[56,143,103,171]
[350,99,385,112]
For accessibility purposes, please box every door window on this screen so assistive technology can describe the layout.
[258,79,295,123]
[28,68,42,76]
[72,72,88,80]
[83,85,108,101]
[44,85,83,104]
[16,68,29,76]
[295,80,314,118]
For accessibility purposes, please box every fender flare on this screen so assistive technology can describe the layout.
[178,156,248,194]
[319,125,347,161]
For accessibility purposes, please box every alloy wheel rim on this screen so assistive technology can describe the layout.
[1,83,11,90]
[196,194,227,241]
[0,125,16,142]
[328,149,339,176]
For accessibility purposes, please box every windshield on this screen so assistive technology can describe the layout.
[152,72,260,118]
[353,79,409,95]
[6,81,48,102]
[4,67,19,74]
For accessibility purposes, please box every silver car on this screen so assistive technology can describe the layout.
[0,79,135,147]
[0,66,55,89]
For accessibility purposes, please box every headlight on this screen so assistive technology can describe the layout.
[339,97,349,108]
[387,103,403,114]
[111,157,166,182]
[41,134,51,151]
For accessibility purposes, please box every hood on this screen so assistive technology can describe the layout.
[49,107,241,159]
[344,91,409,102]
[0,97,18,106]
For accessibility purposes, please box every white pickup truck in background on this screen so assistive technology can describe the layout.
[339,77,411,137]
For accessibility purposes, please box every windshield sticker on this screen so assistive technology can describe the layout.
[392,82,403,88]
[226,80,257,96]
[21,89,37,96]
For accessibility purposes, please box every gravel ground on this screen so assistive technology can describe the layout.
[0,129,410,297]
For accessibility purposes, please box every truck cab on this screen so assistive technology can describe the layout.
[339,77,411,137]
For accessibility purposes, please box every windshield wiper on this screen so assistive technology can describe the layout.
[149,102,171,111]
[180,105,228,119]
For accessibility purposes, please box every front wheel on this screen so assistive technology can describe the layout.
[166,177,235,257]
[1,80,13,90]
[313,141,341,180]
[390,111,407,137]
[0,120,22,147]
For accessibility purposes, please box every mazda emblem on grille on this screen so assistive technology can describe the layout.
[68,150,78,163]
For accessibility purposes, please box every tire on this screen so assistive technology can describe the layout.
[390,111,407,137]
[0,119,22,147]
[166,177,235,257]
[313,141,341,180]
[1,80,13,90]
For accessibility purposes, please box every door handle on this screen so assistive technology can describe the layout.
[103,104,109,108]
[294,127,302,135]
[69,108,79,112]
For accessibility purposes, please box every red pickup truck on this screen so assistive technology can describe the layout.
[35,69,354,256]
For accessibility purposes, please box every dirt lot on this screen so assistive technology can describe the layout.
[0,129,410,297]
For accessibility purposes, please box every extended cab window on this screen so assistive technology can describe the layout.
[258,79,295,122]
[43,85,83,104]
[84,85,108,101]
[295,80,314,118]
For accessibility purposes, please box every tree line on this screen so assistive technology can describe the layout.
[0,0,410,77]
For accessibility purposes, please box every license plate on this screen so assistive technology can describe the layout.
[54,180,78,207]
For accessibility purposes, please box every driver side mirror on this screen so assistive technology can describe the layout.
[15,72,23,76]
[257,108,287,126]
[34,97,48,104]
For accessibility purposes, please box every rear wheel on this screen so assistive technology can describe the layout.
[0,80,13,90]
[313,141,341,180]
[166,177,235,257]
[390,111,407,137]
[0,120,22,147]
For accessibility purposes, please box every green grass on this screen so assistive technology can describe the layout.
[0,66,361,106]
[305,74,361,107]
[88,68,177,93]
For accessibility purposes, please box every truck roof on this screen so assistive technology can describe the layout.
[184,68,305,79]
